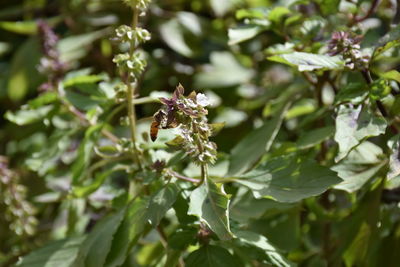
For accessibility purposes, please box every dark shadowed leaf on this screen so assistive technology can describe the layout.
[147,183,180,227]
[185,245,239,267]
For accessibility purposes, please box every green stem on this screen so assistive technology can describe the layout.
[127,5,142,169]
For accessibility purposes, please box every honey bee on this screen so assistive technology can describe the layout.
[150,110,178,141]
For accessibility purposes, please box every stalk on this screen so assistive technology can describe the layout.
[126,5,142,169]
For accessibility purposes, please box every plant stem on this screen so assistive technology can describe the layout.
[200,163,209,185]
[127,5,142,169]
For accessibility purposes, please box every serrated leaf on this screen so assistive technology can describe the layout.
[76,209,126,267]
[188,179,232,240]
[236,156,341,202]
[185,245,239,267]
[235,231,293,267]
[373,24,400,59]
[16,237,85,267]
[334,105,387,162]
[105,198,150,267]
[105,198,149,267]
[268,52,344,72]
[332,141,385,193]
[147,183,180,226]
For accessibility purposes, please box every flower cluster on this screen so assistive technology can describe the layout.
[151,85,217,164]
[37,20,66,91]
[115,25,151,46]
[0,156,37,236]
[113,52,147,78]
[113,25,151,81]
[327,31,369,70]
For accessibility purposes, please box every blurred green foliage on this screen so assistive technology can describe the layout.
[1,0,400,266]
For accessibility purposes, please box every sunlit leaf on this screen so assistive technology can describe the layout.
[236,156,341,202]
[268,52,344,71]
[334,105,386,161]
[188,179,232,240]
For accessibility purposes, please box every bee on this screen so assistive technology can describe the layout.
[150,110,178,141]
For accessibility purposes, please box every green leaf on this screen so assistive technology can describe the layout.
[105,198,150,267]
[334,105,387,161]
[58,29,109,62]
[297,126,334,149]
[7,37,43,101]
[28,92,58,109]
[268,52,344,72]
[334,83,368,105]
[268,6,291,25]
[72,124,104,185]
[16,237,85,267]
[76,209,126,267]
[72,170,113,198]
[169,228,198,250]
[343,223,371,267]
[387,135,400,188]
[160,19,193,57]
[235,231,293,267]
[378,70,400,83]
[315,0,340,15]
[227,101,290,176]
[0,17,60,35]
[194,51,254,88]
[5,105,53,125]
[147,183,180,227]
[332,141,386,192]
[372,24,400,59]
[228,25,265,45]
[210,0,234,17]
[63,74,106,87]
[369,78,391,100]
[185,245,239,267]
[188,179,233,240]
[236,156,341,202]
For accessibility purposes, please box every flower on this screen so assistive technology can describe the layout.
[151,84,217,164]
[327,31,369,70]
